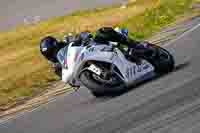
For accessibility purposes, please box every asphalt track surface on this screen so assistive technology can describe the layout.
[0,0,126,31]
[0,16,200,132]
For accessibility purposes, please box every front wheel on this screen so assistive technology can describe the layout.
[80,69,126,97]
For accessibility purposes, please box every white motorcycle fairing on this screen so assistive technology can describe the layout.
[61,42,84,86]
[73,44,155,87]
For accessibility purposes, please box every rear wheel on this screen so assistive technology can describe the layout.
[134,44,175,74]
[146,46,175,73]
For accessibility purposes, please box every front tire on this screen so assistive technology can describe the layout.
[80,70,126,97]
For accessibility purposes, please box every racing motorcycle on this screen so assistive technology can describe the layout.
[61,39,175,97]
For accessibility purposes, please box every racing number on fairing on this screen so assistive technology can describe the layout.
[88,64,102,75]
[126,66,136,78]
[126,64,150,78]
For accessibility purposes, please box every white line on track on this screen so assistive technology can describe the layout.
[1,23,200,126]
[164,23,200,47]
[0,89,75,126]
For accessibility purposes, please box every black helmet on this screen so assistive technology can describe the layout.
[40,36,59,62]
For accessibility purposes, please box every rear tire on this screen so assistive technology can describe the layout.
[150,46,175,74]
[138,44,175,74]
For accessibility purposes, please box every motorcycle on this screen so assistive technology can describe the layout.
[60,40,175,97]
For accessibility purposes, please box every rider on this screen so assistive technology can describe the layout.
[94,27,147,62]
[40,27,146,80]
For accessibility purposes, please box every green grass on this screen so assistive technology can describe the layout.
[119,0,193,39]
[0,0,194,107]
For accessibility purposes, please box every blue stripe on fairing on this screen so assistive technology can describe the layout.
[136,72,155,82]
